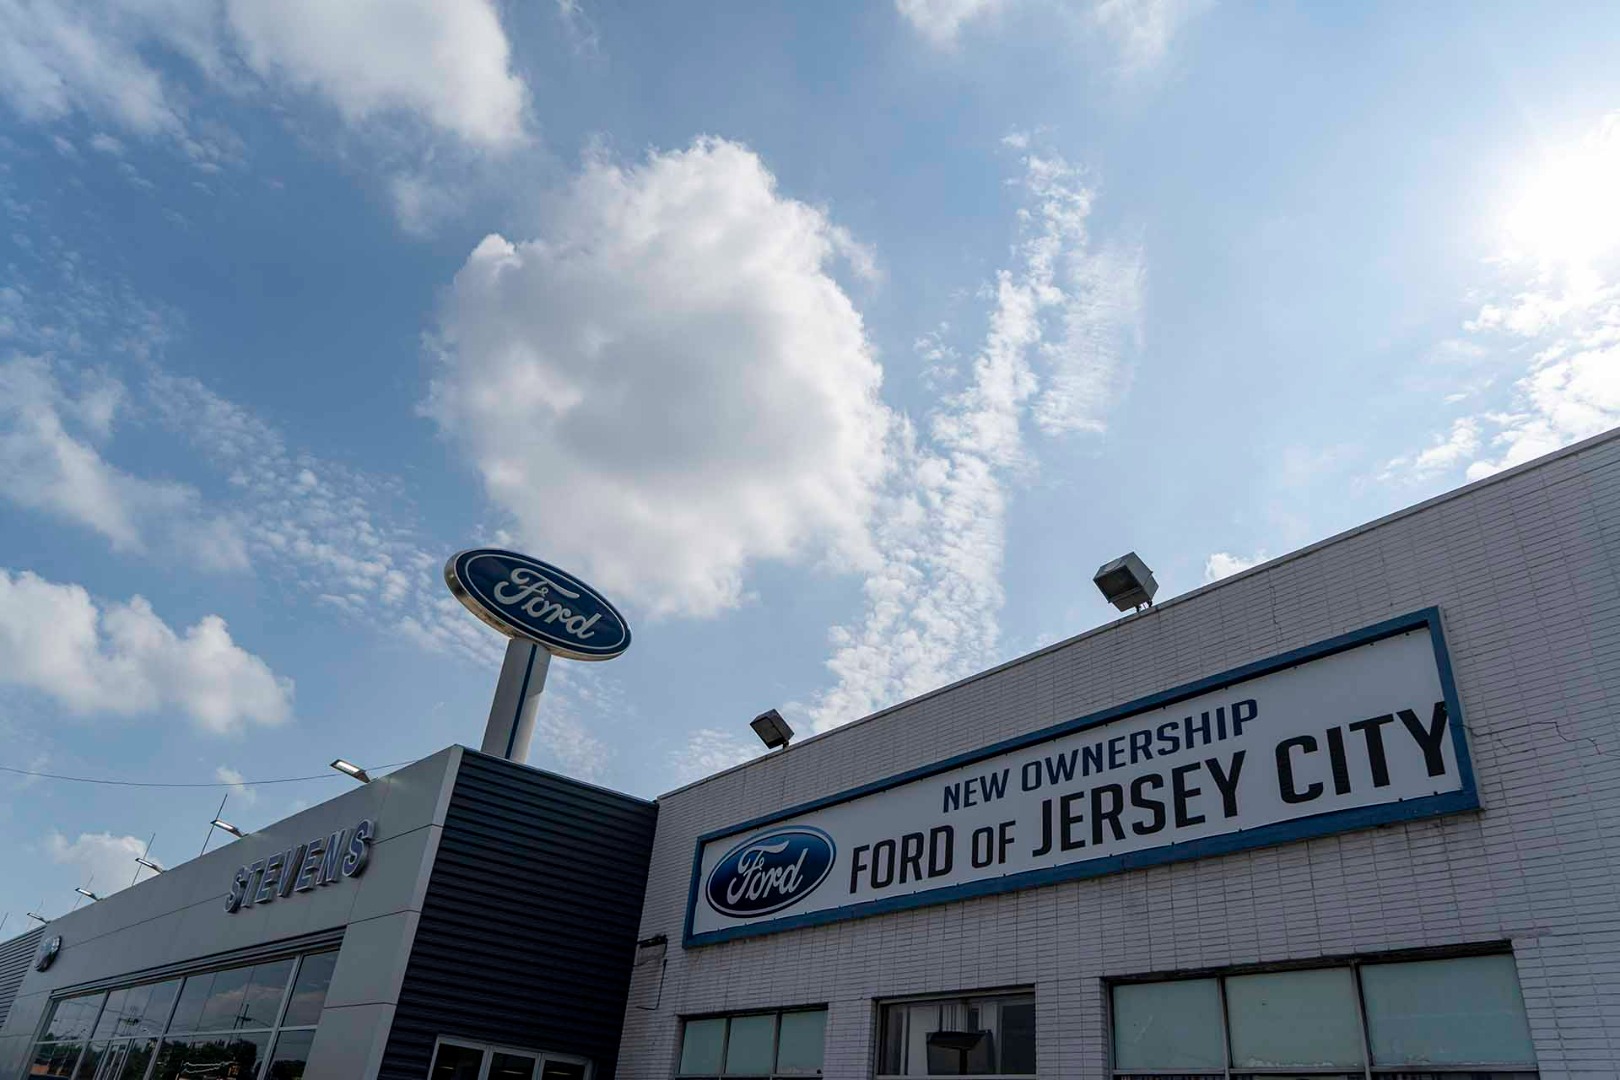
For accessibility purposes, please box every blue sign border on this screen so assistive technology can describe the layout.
[683,607,1477,948]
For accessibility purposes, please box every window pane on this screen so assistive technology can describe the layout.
[46,994,106,1041]
[776,1010,827,1073]
[137,981,180,1036]
[904,1002,938,1075]
[1113,979,1224,1069]
[30,1042,83,1078]
[431,1042,486,1080]
[879,1003,907,1075]
[149,1032,268,1080]
[108,1037,159,1080]
[540,1063,586,1080]
[724,1013,776,1074]
[490,1051,537,1080]
[238,958,294,1029]
[266,1029,316,1080]
[1227,968,1365,1068]
[678,1017,725,1074]
[167,974,212,1034]
[196,965,253,1031]
[71,1040,107,1079]
[997,998,1037,1075]
[281,952,339,1027]
[1361,955,1537,1066]
[92,991,128,1041]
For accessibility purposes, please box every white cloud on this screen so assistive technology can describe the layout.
[1466,341,1620,480]
[0,568,293,734]
[0,356,250,569]
[1203,551,1268,584]
[1380,416,1481,482]
[428,138,891,618]
[215,764,256,804]
[895,0,1008,48]
[225,0,527,148]
[670,728,759,786]
[0,0,527,148]
[48,831,147,895]
[811,147,1140,732]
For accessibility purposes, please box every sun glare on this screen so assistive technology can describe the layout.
[1501,114,1620,275]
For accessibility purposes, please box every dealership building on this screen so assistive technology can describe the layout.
[4,427,1620,1079]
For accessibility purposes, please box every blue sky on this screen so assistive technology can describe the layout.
[2,0,1619,924]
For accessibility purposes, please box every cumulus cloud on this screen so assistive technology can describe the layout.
[1203,551,1268,584]
[0,0,526,147]
[0,356,250,569]
[48,831,147,896]
[0,568,292,733]
[810,147,1141,732]
[895,0,1008,47]
[428,138,890,617]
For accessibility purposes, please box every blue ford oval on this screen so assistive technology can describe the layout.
[705,827,835,918]
[445,549,631,661]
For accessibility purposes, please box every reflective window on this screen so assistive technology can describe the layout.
[195,964,253,1032]
[678,1008,828,1079]
[45,993,106,1041]
[31,1039,83,1078]
[1110,952,1540,1079]
[280,951,338,1027]
[266,1029,317,1080]
[429,1041,592,1080]
[877,993,1035,1078]
[149,1032,269,1080]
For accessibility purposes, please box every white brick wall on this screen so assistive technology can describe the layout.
[618,428,1620,1080]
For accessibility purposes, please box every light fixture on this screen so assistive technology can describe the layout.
[74,887,100,902]
[26,912,49,925]
[329,759,371,783]
[134,856,164,874]
[1093,551,1158,612]
[211,818,246,839]
[750,708,795,750]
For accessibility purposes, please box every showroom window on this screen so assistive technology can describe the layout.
[428,1038,592,1080]
[25,946,338,1080]
[1110,953,1538,1079]
[675,1007,827,1078]
[877,991,1036,1079]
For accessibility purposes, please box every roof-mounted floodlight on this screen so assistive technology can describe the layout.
[26,912,49,925]
[74,887,100,902]
[329,759,371,783]
[1094,551,1158,612]
[211,818,246,839]
[134,857,164,874]
[750,708,794,750]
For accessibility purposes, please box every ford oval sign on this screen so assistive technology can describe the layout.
[445,549,631,661]
[705,827,835,918]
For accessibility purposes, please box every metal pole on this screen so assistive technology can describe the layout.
[481,638,552,763]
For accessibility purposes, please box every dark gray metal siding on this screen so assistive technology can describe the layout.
[379,750,658,1080]
[0,929,43,1033]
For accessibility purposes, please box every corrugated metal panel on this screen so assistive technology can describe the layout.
[379,751,658,1080]
[0,928,43,1031]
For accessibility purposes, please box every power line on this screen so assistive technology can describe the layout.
[0,760,418,789]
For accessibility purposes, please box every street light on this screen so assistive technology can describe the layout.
[26,912,49,925]
[211,818,246,839]
[134,856,164,874]
[74,887,100,902]
[329,759,371,783]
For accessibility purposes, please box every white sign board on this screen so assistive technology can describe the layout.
[686,611,1476,945]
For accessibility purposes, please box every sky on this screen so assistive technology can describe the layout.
[2,0,1619,926]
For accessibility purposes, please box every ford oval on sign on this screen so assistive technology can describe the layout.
[705,827,835,919]
[445,549,631,661]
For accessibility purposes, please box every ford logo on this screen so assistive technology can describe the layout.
[705,827,835,918]
[445,549,631,661]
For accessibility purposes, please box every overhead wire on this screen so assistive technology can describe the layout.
[0,759,419,789]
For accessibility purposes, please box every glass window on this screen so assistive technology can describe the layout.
[30,1041,83,1078]
[1361,955,1537,1066]
[1113,978,1224,1070]
[45,993,106,1041]
[109,1038,159,1080]
[1226,967,1364,1069]
[430,1042,485,1080]
[92,991,129,1041]
[167,973,212,1035]
[195,964,254,1032]
[1110,952,1541,1078]
[724,1013,775,1074]
[280,951,338,1028]
[877,993,1036,1077]
[266,1029,317,1080]
[680,1009,828,1079]
[679,1017,726,1074]
[136,980,181,1037]
[540,1064,586,1080]
[238,958,295,1029]
[150,1032,269,1080]
[775,1010,827,1075]
[491,1051,538,1080]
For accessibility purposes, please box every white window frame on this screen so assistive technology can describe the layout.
[874,988,1037,1080]
[429,1035,595,1080]
[673,1006,829,1079]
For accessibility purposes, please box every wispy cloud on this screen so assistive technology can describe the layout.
[896,0,1208,67]
[215,764,257,805]
[1203,551,1268,584]
[809,145,1142,733]
[670,728,759,786]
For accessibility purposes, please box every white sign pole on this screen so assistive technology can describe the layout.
[481,638,552,763]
